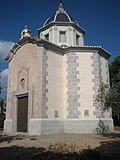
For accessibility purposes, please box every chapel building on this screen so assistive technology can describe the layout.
[4,1,114,135]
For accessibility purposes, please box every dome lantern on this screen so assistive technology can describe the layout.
[38,1,85,47]
[20,26,31,39]
[57,0,66,13]
[43,1,79,27]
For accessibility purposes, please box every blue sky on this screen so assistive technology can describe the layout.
[0,0,120,97]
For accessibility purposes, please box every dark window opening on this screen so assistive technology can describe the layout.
[76,34,80,46]
[59,31,66,42]
[45,34,49,41]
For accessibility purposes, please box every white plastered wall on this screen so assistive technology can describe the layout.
[47,50,64,119]
[39,25,84,47]
[77,52,96,119]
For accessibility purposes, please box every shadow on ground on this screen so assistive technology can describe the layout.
[0,145,107,160]
[0,134,26,143]
[95,139,120,160]
[0,146,45,160]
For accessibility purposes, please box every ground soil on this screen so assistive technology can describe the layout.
[0,127,120,160]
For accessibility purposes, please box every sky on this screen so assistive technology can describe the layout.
[0,0,120,98]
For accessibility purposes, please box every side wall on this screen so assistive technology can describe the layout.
[62,50,113,134]
[43,49,64,119]
[64,51,97,119]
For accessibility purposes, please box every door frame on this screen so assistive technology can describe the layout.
[17,95,28,132]
[13,92,30,133]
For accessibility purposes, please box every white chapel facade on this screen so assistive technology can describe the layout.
[4,1,114,135]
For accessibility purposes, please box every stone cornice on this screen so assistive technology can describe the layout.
[65,46,111,59]
[5,37,36,61]
[5,37,64,62]
[6,36,111,62]
[38,22,86,35]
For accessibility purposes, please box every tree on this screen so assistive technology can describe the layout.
[95,56,120,125]
[94,82,109,117]
[0,71,2,93]
[104,87,120,125]
[109,56,120,125]
[0,98,4,113]
[109,56,120,88]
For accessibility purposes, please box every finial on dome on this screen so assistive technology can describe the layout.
[57,0,66,13]
[60,0,62,4]
[24,25,28,29]
[20,25,31,39]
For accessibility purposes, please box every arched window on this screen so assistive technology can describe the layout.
[20,78,25,89]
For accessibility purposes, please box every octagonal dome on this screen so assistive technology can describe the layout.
[43,1,79,27]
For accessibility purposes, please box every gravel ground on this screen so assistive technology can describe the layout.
[0,130,120,160]
[0,133,107,150]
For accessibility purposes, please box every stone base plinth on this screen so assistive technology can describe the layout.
[28,118,114,135]
[4,118,114,135]
[64,119,114,134]
[29,119,64,135]
[4,119,13,132]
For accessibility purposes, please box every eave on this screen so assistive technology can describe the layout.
[5,37,64,62]
[37,22,86,35]
[6,36,111,62]
[65,46,111,59]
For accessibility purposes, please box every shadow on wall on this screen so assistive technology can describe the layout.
[95,119,110,136]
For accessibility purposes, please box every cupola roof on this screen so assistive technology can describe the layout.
[43,0,79,27]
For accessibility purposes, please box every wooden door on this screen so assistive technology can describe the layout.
[17,96,28,132]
